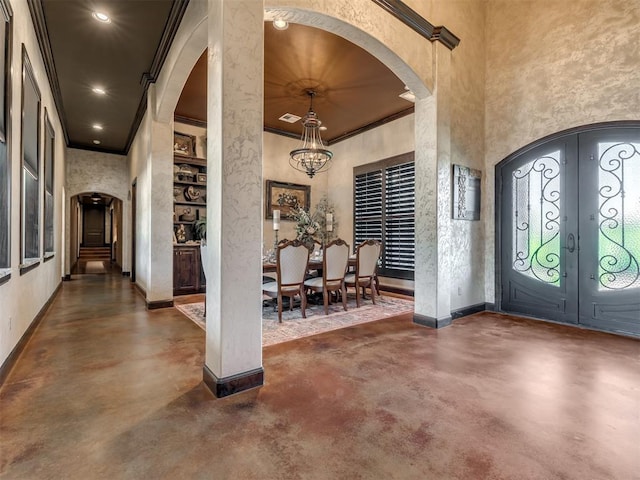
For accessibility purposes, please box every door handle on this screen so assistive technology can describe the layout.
[567,233,575,253]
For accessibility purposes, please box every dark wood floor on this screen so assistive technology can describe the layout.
[1,272,638,479]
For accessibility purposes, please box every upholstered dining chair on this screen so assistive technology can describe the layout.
[304,238,350,315]
[262,239,310,323]
[344,239,382,307]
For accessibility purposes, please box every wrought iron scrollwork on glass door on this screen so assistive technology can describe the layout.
[512,151,561,285]
[597,142,640,290]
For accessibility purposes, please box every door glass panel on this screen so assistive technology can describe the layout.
[597,141,640,290]
[512,151,561,285]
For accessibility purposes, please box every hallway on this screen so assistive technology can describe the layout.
[1,274,638,479]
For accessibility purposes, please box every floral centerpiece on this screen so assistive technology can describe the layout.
[292,207,320,248]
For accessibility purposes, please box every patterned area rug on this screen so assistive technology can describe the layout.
[175,294,414,347]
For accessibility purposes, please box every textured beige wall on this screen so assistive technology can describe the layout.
[1,0,67,369]
[483,0,640,301]
[405,0,488,309]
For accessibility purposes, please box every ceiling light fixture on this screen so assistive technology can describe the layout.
[399,85,415,103]
[289,91,333,178]
[93,140,101,145]
[273,18,288,30]
[92,11,111,23]
[92,124,103,131]
[92,87,106,95]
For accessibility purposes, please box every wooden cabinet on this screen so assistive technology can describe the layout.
[173,245,205,295]
[173,154,207,296]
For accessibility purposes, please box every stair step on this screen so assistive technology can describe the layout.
[79,246,111,259]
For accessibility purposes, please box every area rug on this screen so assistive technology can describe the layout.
[175,294,414,347]
[84,261,107,274]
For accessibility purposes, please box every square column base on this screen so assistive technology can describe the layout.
[203,365,264,398]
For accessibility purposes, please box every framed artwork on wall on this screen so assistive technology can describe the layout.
[265,180,310,220]
[452,164,481,221]
[173,131,195,157]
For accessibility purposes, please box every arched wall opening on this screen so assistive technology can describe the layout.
[146,0,447,395]
[68,191,124,275]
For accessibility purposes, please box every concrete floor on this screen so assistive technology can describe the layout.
[1,272,638,479]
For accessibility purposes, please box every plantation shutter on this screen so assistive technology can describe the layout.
[384,161,415,274]
[353,152,415,279]
[354,169,383,245]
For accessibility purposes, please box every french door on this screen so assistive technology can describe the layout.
[499,125,640,336]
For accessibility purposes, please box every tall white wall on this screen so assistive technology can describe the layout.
[127,110,152,296]
[0,0,67,370]
[483,0,640,302]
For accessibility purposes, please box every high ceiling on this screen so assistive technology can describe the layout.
[176,22,413,144]
[34,2,414,155]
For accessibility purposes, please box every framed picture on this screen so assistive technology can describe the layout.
[173,131,195,157]
[266,180,310,219]
[197,173,207,184]
[452,164,481,220]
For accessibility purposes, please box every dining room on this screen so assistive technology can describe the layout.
[171,20,422,338]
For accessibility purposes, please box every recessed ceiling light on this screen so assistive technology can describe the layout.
[273,19,288,30]
[92,87,106,95]
[319,125,327,131]
[93,140,101,145]
[92,124,103,131]
[92,11,111,23]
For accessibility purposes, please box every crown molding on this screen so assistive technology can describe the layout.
[26,0,70,145]
[174,114,207,129]
[370,0,460,50]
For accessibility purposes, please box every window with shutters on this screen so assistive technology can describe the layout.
[354,152,415,279]
[0,2,11,282]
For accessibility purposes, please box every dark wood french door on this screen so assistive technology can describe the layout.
[498,125,640,336]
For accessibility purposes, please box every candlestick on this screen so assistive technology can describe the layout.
[326,212,333,232]
[273,210,280,231]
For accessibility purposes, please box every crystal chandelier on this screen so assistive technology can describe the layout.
[289,91,333,178]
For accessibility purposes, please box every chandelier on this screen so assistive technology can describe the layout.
[289,91,333,178]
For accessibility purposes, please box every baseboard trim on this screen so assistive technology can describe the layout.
[133,282,146,300]
[451,302,491,320]
[203,365,264,398]
[0,281,62,386]
[379,285,414,297]
[413,313,452,329]
[147,299,174,310]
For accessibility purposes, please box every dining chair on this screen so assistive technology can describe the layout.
[344,239,382,307]
[304,238,350,315]
[262,239,310,323]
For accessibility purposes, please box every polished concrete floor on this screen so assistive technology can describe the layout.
[1,273,639,479]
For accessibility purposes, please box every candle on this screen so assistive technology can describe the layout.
[273,210,280,230]
[326,212,333,232]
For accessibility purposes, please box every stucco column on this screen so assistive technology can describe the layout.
[413,42,452,327]
[203,0,264,397]
[146,86,175,305]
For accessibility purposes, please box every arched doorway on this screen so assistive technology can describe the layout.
[69,192,124,275]
[496,122,640,336]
